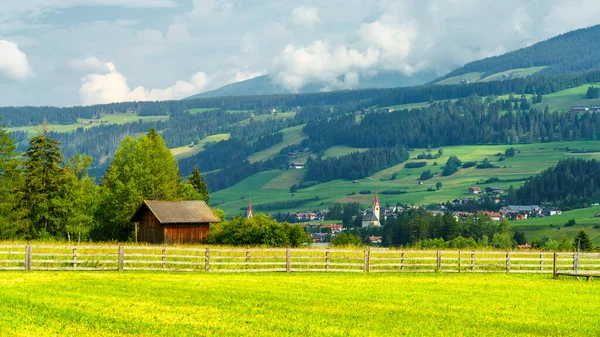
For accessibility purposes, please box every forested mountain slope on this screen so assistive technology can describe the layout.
[437,25,600,82]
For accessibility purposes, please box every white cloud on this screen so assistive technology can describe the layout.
[0,40,33,80]
[70,56,107,73]
[230,70,266,83]
[273,40,379,91]
[291,6,321,30]
[78,62,209,104]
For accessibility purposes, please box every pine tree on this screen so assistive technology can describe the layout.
[188,166,210,203]
[0,120,24,239]
[20,130,67,238]
[574,230,593,251]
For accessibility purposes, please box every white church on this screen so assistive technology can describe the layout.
[362,192,381,228]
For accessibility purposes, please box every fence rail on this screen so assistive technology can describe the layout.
[0,244,598,276]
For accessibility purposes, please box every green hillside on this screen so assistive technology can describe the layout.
[437,24,600,82]
[514,206,600,244]
[211,141,600,216]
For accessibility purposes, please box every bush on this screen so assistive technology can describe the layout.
[208,213,310,247]
[476,158,498,169]
[331,233,363,247]
[462,161,477,169]
[442,156,462,176]
[420,170,434,180]
[405,162,427,169]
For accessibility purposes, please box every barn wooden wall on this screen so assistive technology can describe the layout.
[164,224,209,244]
[137,209,164,244]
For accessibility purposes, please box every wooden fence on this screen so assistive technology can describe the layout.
[1,245,599,276]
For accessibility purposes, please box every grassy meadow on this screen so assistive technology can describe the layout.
[170,133,231,159]
[0,272,598,336]
[514,206,600,244]
[8,112,168,136]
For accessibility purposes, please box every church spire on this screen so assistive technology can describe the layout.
[373,190,380,221]
[247,196,253,219]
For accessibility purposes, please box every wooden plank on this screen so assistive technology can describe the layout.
[118,246,124,271]
[286,248,291,273]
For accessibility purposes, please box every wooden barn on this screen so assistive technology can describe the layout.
[130,200,220,244]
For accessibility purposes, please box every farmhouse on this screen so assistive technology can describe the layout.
[483,211,502,222]
[485,186,504,194]
[130,200,220,244]
[468,187,481,194]
[290,162,305,169]
[590,106,600,113]
[570,106,588,113]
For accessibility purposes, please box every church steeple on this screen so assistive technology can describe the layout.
[247,197,253,219]
[373,191,380,221]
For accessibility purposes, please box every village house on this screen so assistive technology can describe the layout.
[570,106,589,113]
[468,187,481,194]
[500,205,542,219]
[295,212,318,221]
[590,106,600,113]
[130,200,220,244]
[483,211,502,222]
[323,224,343,233]
[486,186,505,194]
[290,162,305,169]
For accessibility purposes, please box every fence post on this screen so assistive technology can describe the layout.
[246,247,250,270]
[118,245,124,271]
[401,251,405,271]
[540,253,543,271]
[25,244,31,271]
[506,252,510,273]
[286,248,291,273]
[161,247,166,270]
[436,250,441,272]
[573,252,578,274]
[364,249,370,272]
[205,248,210,272]
[553,252,557,278]
[325,249,330,271]
[471,251,475,271]
[73,247,77,269]
[458,250,461,273]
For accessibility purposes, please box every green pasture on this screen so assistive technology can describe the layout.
[238,111,296,125]
[532,82,600,112]
[322,145,369,159]
[185,108,251,115]
[247,125,307,163]
[479,66,547,82]
[435,72,484,85]
[8,112,168,136]
[170,133,231,159]
[0,272,598,336]
[514,206,600,244]
[213,141,600,216]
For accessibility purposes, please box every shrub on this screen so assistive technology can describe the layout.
[331,233,363,247]
[420,170,434,180]
[405,162,427,169]
[208,213,310,247]
[462,161,477,169]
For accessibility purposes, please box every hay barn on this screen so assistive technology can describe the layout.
[130,200,220,244]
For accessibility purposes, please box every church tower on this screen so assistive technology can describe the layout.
[373,191,380,221]
[247,197,253,219]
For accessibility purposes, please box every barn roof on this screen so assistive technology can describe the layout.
[130,200,220,224]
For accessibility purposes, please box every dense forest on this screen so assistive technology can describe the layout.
[511,158,600,209]
[303,96,600,151]
[439,24,600,80]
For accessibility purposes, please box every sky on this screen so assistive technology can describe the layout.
[1,0,600,107]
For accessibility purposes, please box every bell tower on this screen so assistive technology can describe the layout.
[373,191,380,221]
[247,197,253,219]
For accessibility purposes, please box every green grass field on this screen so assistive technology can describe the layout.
[514,206,600,244]
[479,66,547,82]
[170,133,231,159]
[435,72,484,85]
[0,272,598,336]
[532,82,600,112]
[247,125,307,163]
[322,145,369,159]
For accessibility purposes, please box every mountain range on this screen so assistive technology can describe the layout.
[189,25,600,99]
